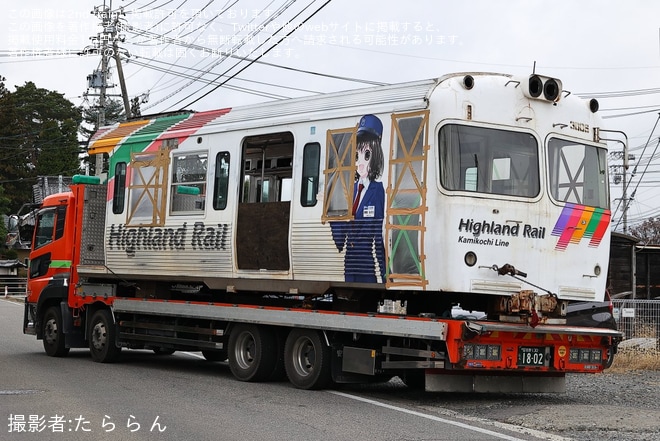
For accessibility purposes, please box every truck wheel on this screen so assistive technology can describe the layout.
[604,345,615,369]
[42,306,70,357]
[88,309,121,363]
[228,324,276,381]
[284,329,331,390]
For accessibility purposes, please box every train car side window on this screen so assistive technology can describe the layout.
[112,162,127,214]
[171,152,208,213]
[301,142,320,207]
[213,151,230,210]
[439,124,539,198]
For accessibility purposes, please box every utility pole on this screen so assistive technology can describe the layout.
[114,39,132,118]
[96,2,110,177]
[601,129,630,233]
[85,0,131,176]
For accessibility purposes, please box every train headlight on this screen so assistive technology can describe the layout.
[464,251,477,267]
[523,74,563,103]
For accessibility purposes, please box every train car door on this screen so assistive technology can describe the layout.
[236,132,293,271]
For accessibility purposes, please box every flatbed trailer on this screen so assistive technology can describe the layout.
[24,72,623,392]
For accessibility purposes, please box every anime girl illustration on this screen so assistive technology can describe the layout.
[331,114,386,283]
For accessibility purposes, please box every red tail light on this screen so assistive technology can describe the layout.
[606,290,613,314]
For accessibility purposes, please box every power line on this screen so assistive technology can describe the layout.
[577,87,660,99]
[127,55,320,95]
[127,57,291,99]
[124,0,238,96]
[129,0,300,109]
[172,0,335,110]
[613,114,660,231]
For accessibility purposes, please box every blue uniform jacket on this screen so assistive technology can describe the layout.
[330,181,386,283]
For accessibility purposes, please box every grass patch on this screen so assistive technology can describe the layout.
[609,345,660,372]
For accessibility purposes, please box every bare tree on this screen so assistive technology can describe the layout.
[629,217,660,245]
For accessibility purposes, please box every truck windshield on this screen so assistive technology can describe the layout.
[548,137,609,209]
[439,124,539,198]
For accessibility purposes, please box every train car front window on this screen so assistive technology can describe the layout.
[548,138,609,209]
[439,124,539,198]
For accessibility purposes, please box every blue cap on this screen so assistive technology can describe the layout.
[357,114,383,138]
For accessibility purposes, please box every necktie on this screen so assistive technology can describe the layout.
[352,183,364,216]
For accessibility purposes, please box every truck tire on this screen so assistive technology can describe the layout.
[228,324,277,381]
[604,345,616,369]
[42,306,70,357]
[88,309,121,363]
[284,329,331,390]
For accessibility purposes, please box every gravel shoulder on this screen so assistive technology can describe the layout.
[535,371,660,441]
[425,371,660,441]
[353,370,660,441]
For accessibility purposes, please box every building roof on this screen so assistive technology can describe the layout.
[0,259,27,269]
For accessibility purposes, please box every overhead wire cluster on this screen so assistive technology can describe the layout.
[576,86,660,233]
[109,0,384,113]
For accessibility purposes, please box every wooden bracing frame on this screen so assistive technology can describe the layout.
[385,110,430,288]
[126,149,171,227]
[322,127,357,223]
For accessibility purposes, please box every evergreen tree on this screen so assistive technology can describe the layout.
[79,98,126,175]
[79,98,126,140]
[0,80,82,212]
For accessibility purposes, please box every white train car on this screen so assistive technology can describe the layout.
[88,72,610,321]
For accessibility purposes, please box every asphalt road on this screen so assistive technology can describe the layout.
[0,297,572,441]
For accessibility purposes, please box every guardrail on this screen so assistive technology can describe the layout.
[0,277,27,297]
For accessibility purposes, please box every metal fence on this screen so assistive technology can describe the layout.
[613,299,660,351]
[0,277,27,297]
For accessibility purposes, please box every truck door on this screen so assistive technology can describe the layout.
[27,202,72,304]
[236,132,293,271]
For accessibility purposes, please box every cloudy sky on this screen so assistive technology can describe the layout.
[1,0,659,231]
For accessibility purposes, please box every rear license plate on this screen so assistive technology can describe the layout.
[518,346,549,367]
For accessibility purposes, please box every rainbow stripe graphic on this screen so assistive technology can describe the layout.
[87,109,232,201]
[551,203,610,251]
